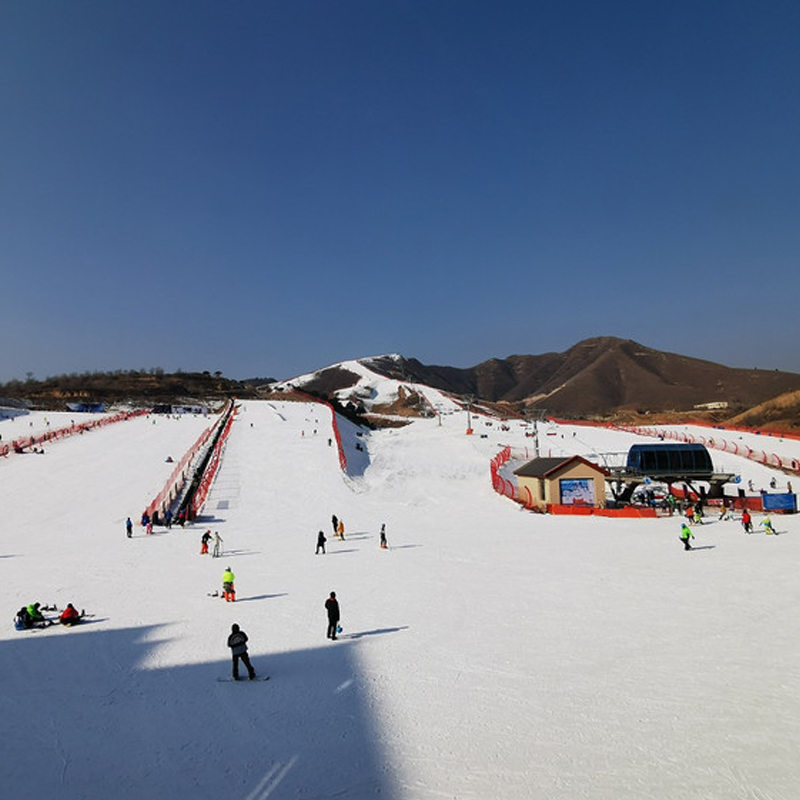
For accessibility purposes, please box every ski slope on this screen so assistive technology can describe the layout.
[2,402,800,799]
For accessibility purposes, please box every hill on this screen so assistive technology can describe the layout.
[0,370,259,410]
[275,338,800,432]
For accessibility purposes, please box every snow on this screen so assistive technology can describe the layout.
[2,397,800,799]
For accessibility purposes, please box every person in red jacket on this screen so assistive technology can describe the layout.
[741,508,753,533]
[59,604,81,626]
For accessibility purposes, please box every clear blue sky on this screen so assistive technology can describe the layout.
[2,1,799,382]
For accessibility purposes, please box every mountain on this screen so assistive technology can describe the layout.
[279,338,800,425]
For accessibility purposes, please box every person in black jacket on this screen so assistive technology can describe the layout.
[316,530,327,555]
[227,623,256,680]
[325,591,340,640]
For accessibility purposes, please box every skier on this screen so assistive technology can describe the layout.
[741,508,753,533]
[379,523,388,549]
[679,522,694,551]
[325,591,340,640]
[59,603,81,626]
[316,530,326,555]
[125,517,133,538]
[331,514,338,535]
[200,530,212,555]
[226,623,256,680]
[222,567,236,602]
[337,519,345,540]
[212,531,223,558]
[165,509,173,529]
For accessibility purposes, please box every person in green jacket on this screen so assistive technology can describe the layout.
[679,522,694,551]
[222,567,236,602]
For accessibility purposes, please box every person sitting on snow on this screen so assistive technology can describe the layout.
[27,602,46,625]
[15,607,33,630]
[59,604,81,626]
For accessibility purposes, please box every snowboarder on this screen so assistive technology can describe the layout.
[200,530,212,555]
[337,519,345,540]
[212,531,223,558]
[741,508,753,533]
[316,530,326,555]
[679,523,694,550]
[227,623,256,680]
[331,514,338,535]
[125,517,133,538]
[325,591,340,640]
[59,603,81,626]
[222,567,236,602]
[379,523,388,549]
[763,517,776,535]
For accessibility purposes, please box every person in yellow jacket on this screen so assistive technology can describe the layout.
[679,522,694,551]
[222,567,236,602]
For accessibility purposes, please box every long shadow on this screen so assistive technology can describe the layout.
[0,622,402,800]
[389,544,422,550]
[344,626,409,640]
[235,593,288,603]
[327,548,359,555]
[689,545,716,551]
[214,549,260,558]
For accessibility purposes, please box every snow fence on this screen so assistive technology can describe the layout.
[1,410,147,458]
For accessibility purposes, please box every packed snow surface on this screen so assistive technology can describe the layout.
[2,402,799,799]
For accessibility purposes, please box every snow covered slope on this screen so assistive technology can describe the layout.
[2,403,799,799]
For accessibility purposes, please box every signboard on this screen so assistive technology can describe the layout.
[762,493,797,512]
[560,478,594,506]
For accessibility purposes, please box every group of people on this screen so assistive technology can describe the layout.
[200,530,223,557]
[679,508,776,549]
[224,590,342,679]
[318,516,388,554]
[15,602,82,630]
[125,507,186,538]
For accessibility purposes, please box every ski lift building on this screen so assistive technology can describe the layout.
[513,455,609,510]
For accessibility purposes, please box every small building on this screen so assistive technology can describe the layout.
[513,456,609,510]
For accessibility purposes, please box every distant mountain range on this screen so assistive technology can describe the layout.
[282,337,800,430]
[2,338,799,431]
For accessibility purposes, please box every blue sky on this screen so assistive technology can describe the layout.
[2,1,799,382]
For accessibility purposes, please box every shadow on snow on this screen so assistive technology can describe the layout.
[1,623,403,800]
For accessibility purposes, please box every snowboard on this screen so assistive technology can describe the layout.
[217,676,270,683]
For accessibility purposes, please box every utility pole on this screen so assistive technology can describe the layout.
[525,406,547,458]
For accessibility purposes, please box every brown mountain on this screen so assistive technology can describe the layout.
[365,338,800,419]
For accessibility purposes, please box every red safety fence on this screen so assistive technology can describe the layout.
[142,413,221,522]
[1,410,148,458]
[189,403,238,518]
